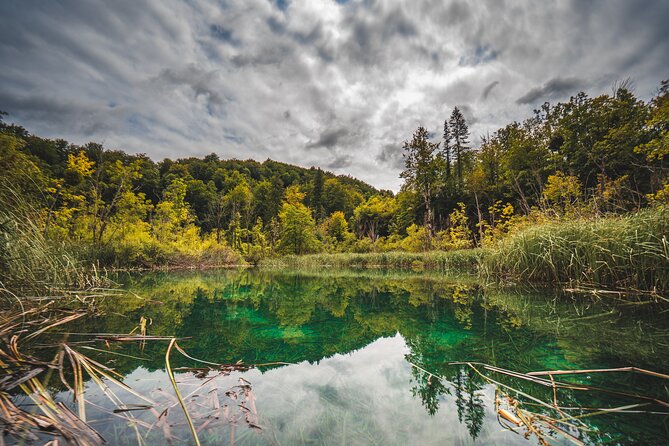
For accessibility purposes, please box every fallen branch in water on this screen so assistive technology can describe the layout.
[527,366,669,380]
[1,299,271,445]
[166,338,201,446]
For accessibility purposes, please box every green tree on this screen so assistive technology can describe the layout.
[542,171,582,215]
[552,88,650,202]
[449,107,470,191]
[153,178,196,243]
[635,80,669,197]
[224,181,253,230]
[308,168,325,221]
[636,80,669,162]
[322,178,363,218]
[353,195,397,242]
[253,177,283,226]
[278,186,319,255]
[400,126,441,233]
[390,189,420,236]
[89,159,143,245]
[322,211,350,242]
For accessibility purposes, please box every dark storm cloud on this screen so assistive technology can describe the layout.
[154,65,227,108]
[516,77,585,104]
[0,92,118,136]
[327,154,353,169]
[377,144,405,170]
[339,3,419,66]
[1,0,668,191]
[482,81,500,100]
[306,128,349,150]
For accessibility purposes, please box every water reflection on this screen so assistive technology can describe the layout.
[25,269,669,445]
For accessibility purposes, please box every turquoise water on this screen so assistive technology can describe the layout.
[14,269,669,445]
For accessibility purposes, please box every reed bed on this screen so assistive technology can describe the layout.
[261,248,486,272]
[483,208,669,293]
[0,203,103,293]
[263,208,669,295]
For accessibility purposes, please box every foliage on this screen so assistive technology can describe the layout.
[440,202,472,250]
[635,80,669,162]
[400,126,442,231]
[542,171,582,215]
[278,186,320,255]
[353,195,397,242]
[1,79,669,276]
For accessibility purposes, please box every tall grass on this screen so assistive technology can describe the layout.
[0,178,116,293]
[262,208,669,294]
[483,208,669,292]
[261,249,486,273]
[0,204,95,291]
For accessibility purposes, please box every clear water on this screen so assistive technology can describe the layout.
[14,269,669,445]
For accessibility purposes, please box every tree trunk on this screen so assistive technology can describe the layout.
[474,191,484,244]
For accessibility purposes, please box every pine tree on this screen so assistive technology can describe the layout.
[443,119,452,183]
[449,107,470,190]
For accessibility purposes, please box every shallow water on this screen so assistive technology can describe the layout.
[14,269,669,445]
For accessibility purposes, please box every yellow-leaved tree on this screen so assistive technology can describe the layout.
[278,186,319,255]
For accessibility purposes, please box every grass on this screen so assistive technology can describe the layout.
[0,188,111,293]
[483,207,669,293]
[262,207,669,295]
[261,248,487,273]
[0,206,86,291]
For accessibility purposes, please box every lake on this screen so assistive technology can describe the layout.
[15,269,669,445]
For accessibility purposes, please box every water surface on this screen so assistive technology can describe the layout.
[19,269,669,445]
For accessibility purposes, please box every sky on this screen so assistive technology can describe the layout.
[1,0,668,191]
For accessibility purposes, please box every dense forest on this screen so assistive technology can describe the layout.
[1,80,667,273]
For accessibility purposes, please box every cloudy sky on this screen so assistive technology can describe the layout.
[1,0,668,191]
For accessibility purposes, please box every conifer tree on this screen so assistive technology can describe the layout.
[449,107,470,190]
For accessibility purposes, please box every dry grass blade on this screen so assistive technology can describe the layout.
[24,312,86,341]
[0,366,44,391]
[166,338,201,446]
[527,366,669,380]
[62,345,155,406]
[95,335,188,342]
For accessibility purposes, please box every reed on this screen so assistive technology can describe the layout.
[0,189,103,292]
[261,248,486,272]
[483,208,669,293]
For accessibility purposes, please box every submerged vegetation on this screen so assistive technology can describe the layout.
[2,270,668,444]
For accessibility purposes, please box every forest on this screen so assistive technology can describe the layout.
[1,80,668,290]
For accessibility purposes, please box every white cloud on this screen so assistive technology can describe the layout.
[1,0,667,191]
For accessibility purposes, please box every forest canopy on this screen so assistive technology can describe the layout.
[1,80,667,269]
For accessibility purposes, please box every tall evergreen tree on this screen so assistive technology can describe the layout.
[449,107,470,190]
[443,119,452,183]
